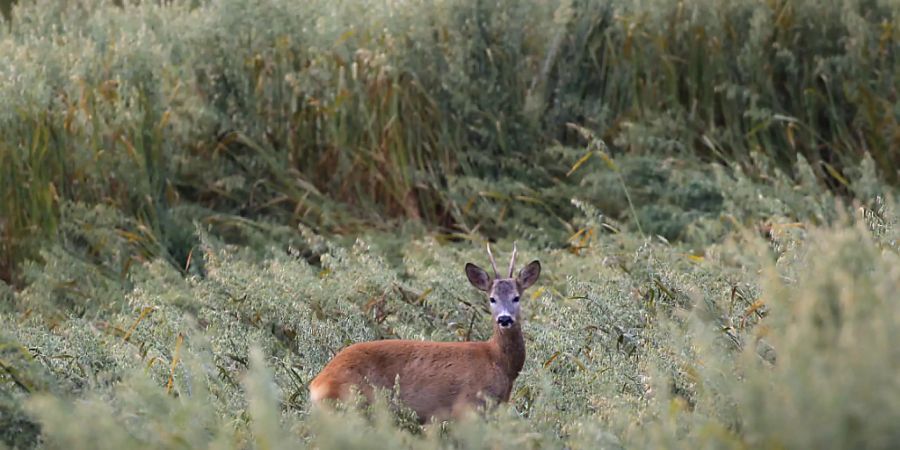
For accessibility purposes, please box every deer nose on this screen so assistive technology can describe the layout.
[497,315,514,327]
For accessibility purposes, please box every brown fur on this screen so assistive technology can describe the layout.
[309,323,526,423]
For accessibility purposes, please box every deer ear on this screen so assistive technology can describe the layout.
[517,260,541,290]
[465,263,491,291]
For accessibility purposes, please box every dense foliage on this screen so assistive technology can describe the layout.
[1,0,898,449]
[2,0,899,283]
[2,176,898,449]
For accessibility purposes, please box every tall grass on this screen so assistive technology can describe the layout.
[1,0,898,284]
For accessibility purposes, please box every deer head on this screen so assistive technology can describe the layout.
[465,242,541,329]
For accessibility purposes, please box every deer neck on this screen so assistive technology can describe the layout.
[489,323,526,379]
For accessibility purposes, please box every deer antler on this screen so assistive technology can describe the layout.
[507,241,518,278]
[486,242,500,278]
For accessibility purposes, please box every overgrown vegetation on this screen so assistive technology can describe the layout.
[1,0,899,448]
[2,0,898,283]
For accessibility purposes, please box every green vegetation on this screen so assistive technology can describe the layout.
[1,0,898,448]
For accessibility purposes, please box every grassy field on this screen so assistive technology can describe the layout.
[1,0,899,448]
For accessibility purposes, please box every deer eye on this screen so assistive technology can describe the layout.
[489,297,497,304]
[513,296,520,303]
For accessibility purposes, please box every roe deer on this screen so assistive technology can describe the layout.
[309,243,541,423]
